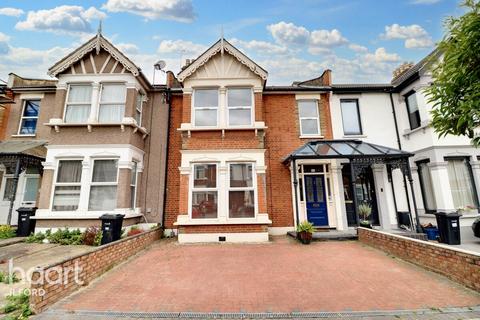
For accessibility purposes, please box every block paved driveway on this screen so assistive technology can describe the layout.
[53,237,480,314]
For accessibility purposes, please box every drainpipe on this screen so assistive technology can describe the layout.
[292,158,300,229]
[389,92,413,223]
[6,158,21,226]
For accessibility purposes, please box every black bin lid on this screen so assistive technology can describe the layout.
[100,214,125,220]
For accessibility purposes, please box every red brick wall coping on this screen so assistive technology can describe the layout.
[358,227,480,292]
[29,228,162,314]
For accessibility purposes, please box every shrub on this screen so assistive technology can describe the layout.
[296,221,315,233]
[127,226,143,237]
[25,231,46,243]
[2,290,32,319]
[47,228,83,245]
[0,271,20,284]
[82,226,101,246]
[0,225,16,239]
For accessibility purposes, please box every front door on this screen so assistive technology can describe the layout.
[305,175,328,226]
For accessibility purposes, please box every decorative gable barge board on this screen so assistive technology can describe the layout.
[358,228,480,292]
[29,228,161,314]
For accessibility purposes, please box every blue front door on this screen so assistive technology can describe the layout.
[305,175,328,226]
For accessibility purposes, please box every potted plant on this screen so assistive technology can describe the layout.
[358,203,372,229]
[296,221,315,244]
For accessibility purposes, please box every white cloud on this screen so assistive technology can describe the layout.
[349,43,368,53]
[229,38,288,55]
[0,32,10,54]
[102,0,195,22]
[116,43,139,54]
[15,6,106,35]
[307,47,333,56]
[364,47,400,63]
[157,39,206,57]
[267,22,310,46]
[0,7,24,17]
[310,29,348,47]
[411,0,441,4]
[382,24,433,49]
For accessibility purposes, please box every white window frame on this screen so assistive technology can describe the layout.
[227,162,257,220]
[226,87,254,127]
[189,163,219,220]
[97,83,126,123]
[340,98,363,136]
[135,92,145,127]
[51,159,83,211]
[17,99,40,136]
[22,174,40,204]
[192,88,220,128]
[130,161,138,209]
[2,175,15,201]
[63,83,92,124]
[298,99,321,137]
[87,158,119,212]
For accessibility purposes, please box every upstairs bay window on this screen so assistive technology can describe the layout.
[52,160,82,211]
[18,100,40,135]
[99,84,126,123]
[405,91,421,130]
[88,159,118,211]
[65,85,92,123]
[227,88,253,126]
[298,100,320,136]
[135,93,145,126]
[193,89,218,127]
[191,164,218,219]
[229,163,255,218]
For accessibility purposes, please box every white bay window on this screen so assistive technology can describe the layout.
[446,158,478,210]
[191,164,218,219]
[193,89,218,127]
[65,85,92,123]
[52,160,82,211]
[227,88,253,126]
[228,163,255,218]
[88,159,118,211]
[99,83,126,123]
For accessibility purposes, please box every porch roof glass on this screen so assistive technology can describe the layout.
[283,139,413,163]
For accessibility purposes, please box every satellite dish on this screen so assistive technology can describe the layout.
[154,60,166,70]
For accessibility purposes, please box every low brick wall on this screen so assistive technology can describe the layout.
[358,227,480,292]
[30,228,161,313]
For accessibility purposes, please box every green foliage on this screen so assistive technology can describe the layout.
[0,271,20,284]
[0,225,16,239]
[358,203,372,221]
[296,221,315,233]
[426,0,480,145]
[26,227,103,246]
[94,229,103,246]
[25,232,45,243]
[2,290,32,320]
[45,228,83,245]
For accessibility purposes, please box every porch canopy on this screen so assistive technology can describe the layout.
[0,140,46,225]
[283,140,420,231]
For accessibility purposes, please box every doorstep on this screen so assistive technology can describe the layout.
[287,230,358,241]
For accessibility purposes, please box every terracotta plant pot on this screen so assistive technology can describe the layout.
[298,231,313,244]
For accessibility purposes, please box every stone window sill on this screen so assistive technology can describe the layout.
[44,119,148,138]
[178,122,267,138]
[173,213,272,226]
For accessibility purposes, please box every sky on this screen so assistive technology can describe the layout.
[0,0,464,85]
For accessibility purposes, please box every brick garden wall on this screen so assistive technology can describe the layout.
[358,227,480,292]
[29,228,161,314]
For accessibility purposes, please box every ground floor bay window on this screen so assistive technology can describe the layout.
[52,160,82,211]
[88,159,118,211]
[446,157,478,210]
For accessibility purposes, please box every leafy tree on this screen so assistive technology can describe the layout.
[426,0,480,145]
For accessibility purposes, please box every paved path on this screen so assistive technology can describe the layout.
[47,237,480,315]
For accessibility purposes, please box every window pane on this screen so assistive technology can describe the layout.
[230,164,253,187]
[92,160,118,182]
[194,109,217,126]
[136,94,143,110]
[298,100,318,117]
[98,104,124,122]
[228,88,251,107]
[3,178,15,201]
[418,163,436,211]
[68,85,92,103]
[23,100,40,116]
[23,177,39,202]
[191,191,217,218]
[53,186,80,211]
[341,100,362,135]
[19,119,37,134]
[194,89,218,108]
[88,186,117,210]
[193,164,216,188]
[131,162,137,185]
[57,161,82,183]
[135,110,142,125]
[101,84,126,102]
[301,119,319,135]
[406,93,418,113]
[447,159,477,209]
[229,109,251,126]
[130,186,136,209]
[229,190,255,218]
[65,105,90,123]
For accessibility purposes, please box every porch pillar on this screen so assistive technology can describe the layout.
[6,158,21,225]
[406,162,422,233]
[428,161,455,211]
[331,162,347,230]
[372,164,396,230]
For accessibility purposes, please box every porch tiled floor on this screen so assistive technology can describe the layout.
[54,237,480,313]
